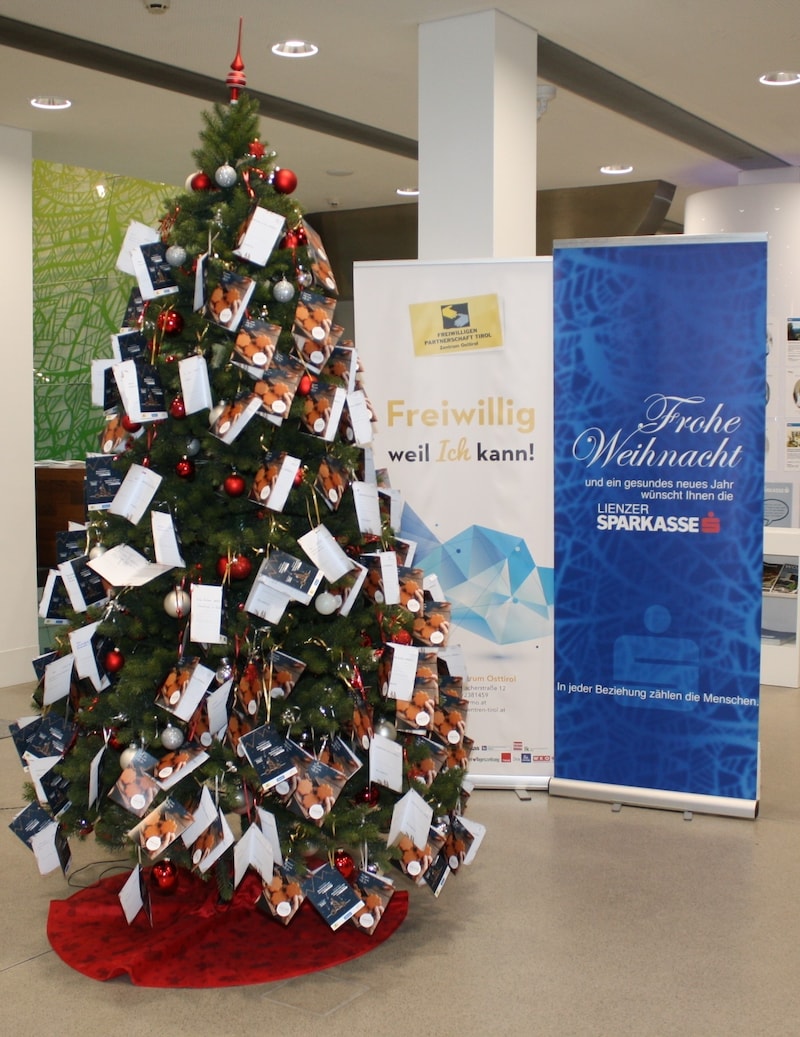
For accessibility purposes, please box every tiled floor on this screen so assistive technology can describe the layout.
[2,678,800,1036]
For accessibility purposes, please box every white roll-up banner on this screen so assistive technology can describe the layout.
[353,258,554,789]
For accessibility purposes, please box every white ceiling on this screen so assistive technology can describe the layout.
[1,0,800,224]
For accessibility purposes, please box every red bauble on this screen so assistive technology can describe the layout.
[157,309,184,336]
[392,629,413,646]
[223,471,247,497]
[293,467,305,487]
[294,225,307,245]
[107,728,124,751]
[121,415,142,433]
[189,171,214,192]
[334,849,356,881]
[169,396,187,419]
[150,859,179,895]
[104,648,125,674]
[272,167,298,194]
[217,554,252,581]
[354,783,380,806]
[175,456,195,479]
[248,139,266,158]
[297,372,315,397]
[281,229,300,250]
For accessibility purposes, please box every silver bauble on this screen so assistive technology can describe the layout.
[215,658,233,684]
[185,437,201,457]
[214,163,237,188]
[272,278,295,303]
[88,543,107,559]
[165,244,187,268]
[375,718,397,741]
[161,724,185,750]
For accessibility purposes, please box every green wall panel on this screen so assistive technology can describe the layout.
[33,161,174,460]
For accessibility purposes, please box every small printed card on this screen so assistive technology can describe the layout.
[108,462,163,525]
[109,754,161,818]
[287,756,347,827]
[304,863,364,931]
[297,524,354,584]
[131,240,180,301]
[127,796,195,859]
[412,601,452,647]
[251,351,305,424]
[155,659,216,723]
[350,870,395,935]
[84,454,124,511]
[259,859,306,925]
[178,354,214,414]
[249,451,301,511]
[209,391,262,444]
[301,220,338,295]
[151,745,209,790]
[257,549,323,605]
[58,555,108,613]
[266,650,306,700]
[293,290,337,365]
[238,724,299,792]
[87,543,172,587]
[314,454,349,511]
[205,269,256,332]
[298,380,346,441]
[233,205,285,267]
[232,317,281,370]
[115,220,159,276]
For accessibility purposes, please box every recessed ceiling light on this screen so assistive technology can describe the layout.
[30,96,72,110]
[271,40,318,58]
[600,164,634,175]
[759,71,800,86]
[396,187,419,196]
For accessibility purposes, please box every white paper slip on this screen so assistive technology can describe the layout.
[178,354,213,414]
[88,543,173,586]
[369,734,404,793]
[352,480,382,536]
[109,463,163,526]
[190,583,227,645]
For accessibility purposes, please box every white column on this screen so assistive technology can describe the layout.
[417,10,538,260]
[0,125,40,686]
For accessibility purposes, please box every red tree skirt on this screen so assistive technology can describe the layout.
[47,869,408,987]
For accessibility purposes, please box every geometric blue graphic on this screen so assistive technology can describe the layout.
[402,504,554,645]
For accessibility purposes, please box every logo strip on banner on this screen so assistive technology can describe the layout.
[551,234,767,818]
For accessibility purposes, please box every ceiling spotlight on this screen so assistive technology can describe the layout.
[271,40,319,58]
[600,164,634,175]
[537,84,557,119]
[759,71,800,86]
[30,96,72,110]
[142,0,170,11]
[396,187,419,197]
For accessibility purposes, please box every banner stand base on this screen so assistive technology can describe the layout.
[468,774,551,792]
[548,777,758,820]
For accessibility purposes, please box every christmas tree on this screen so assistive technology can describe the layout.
[17,39,478,926]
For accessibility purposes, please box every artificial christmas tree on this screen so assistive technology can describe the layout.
[14,37,481,954]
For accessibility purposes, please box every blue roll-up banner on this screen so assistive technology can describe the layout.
[551,235,767,818]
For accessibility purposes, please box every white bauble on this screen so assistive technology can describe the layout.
[164,587,191,618]
[314,591,339,615]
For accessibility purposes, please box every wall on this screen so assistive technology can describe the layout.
[0,126,39,685]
